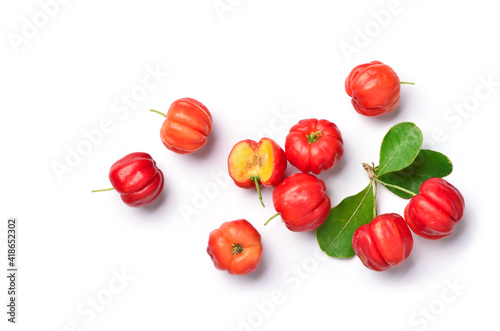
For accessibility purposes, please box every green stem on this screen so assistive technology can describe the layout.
[150,109,168,118]
[373,177,417,197]
[306,131,322,144]
[363,162,417,197]
[264,212,280,226]
[400,81,415,85]
[232,244,244,256]
[251,176,265,208]
[372,180,378,219]
[91,187,115,193]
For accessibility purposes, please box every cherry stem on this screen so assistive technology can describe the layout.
[362,163,417,197]
[232,244,244,256]
[400,81,415,85]
[91,187,115,193]
[250,176,265,208]
[372,180,378,219]
[150,109,168,118]
[264,212,280,226]
[306,130,322,144]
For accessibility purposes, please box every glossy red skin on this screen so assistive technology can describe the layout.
[207,219,263,275]
[404,178,465,240]
[272,173,331,232]
[352,213,413,272]
[285,118,344,174]
[109,152,164,207]
[228,138,287,189]
[160,98,213,154]
[345,61,401,117]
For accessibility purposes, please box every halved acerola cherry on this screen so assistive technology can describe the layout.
[228,138,287,207]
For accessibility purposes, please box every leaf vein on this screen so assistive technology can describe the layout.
[377,133,413,176]
[325,183,373,253]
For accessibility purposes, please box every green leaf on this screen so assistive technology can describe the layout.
[376,122,423,177]
[317,183,375,258]
[378,149,453,199]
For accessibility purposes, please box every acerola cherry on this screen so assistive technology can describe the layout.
[228,138,287,207]
[345,61,413,117]
[92,152,164,207]
[352,213,413,271]
[151,98,213,154]
[207,219,263,275]
[267,173,331,232]
[404,178,465,240]
[285,118,344,174]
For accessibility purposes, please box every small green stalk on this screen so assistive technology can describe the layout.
[150,109,168,118]
[232,244,244,256]
[264,212,280,226]
[400,81,415,85]
[91,187,115,193]
[251,176,265,208]
[306,131,322,144]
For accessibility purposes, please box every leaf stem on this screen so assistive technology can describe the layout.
[372,180,378,219]
[363,162,417,197]
[91,187,115,193]
[362,163,376,180]
[373,177,417,197]
[264,212,280,226]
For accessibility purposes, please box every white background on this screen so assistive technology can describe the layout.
[1,0,499,330]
